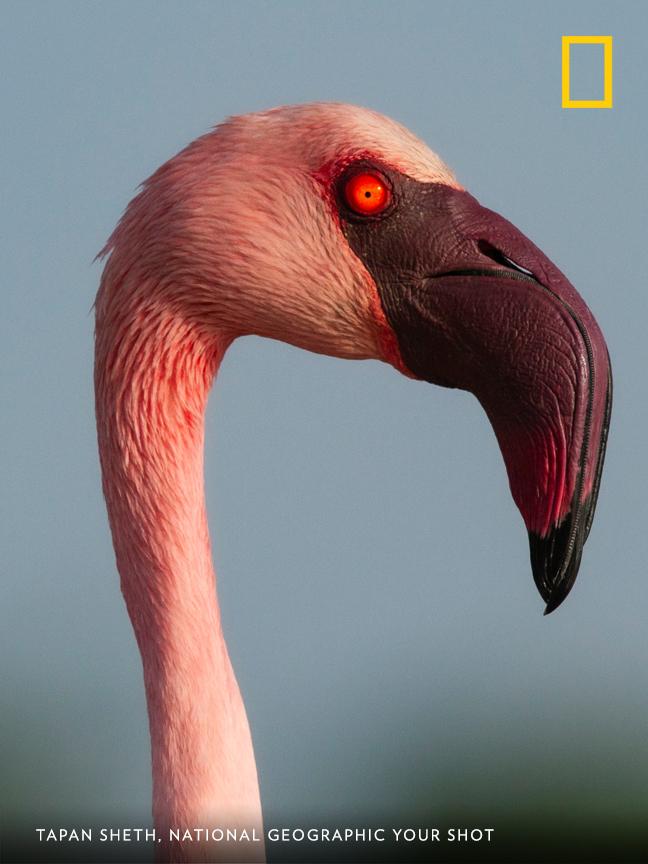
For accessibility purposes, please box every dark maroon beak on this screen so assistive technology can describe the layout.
[339,168,612,613]
[415,256,612,615]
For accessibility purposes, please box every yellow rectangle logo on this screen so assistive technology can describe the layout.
[562,35,613,108]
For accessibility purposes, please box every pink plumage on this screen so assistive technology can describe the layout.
[95,101,610,860]
[96,103,456,862]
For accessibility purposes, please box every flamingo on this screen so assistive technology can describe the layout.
[94,102,611,863]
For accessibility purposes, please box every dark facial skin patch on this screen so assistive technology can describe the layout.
[334,162,612,613]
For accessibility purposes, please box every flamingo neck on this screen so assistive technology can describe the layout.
[95,297,263,860]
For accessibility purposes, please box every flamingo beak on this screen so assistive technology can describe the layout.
[341,178,611,613]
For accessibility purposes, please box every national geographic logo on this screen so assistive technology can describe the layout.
[562,35,613,108]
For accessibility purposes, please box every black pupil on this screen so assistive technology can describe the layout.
[365,191,372,197]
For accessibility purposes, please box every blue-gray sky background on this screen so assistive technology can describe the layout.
[2,1,647,859]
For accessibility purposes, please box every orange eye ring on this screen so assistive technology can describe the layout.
[343,171,391,216]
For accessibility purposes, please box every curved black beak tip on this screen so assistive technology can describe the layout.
[529,517,585,616]
[537,373,612,617]
[543,589,571,616]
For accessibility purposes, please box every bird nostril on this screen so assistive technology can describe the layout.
[477,240,534,277]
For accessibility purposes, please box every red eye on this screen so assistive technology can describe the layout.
[343,172,391,216]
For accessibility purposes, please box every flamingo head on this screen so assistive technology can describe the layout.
[100,102,611,613]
